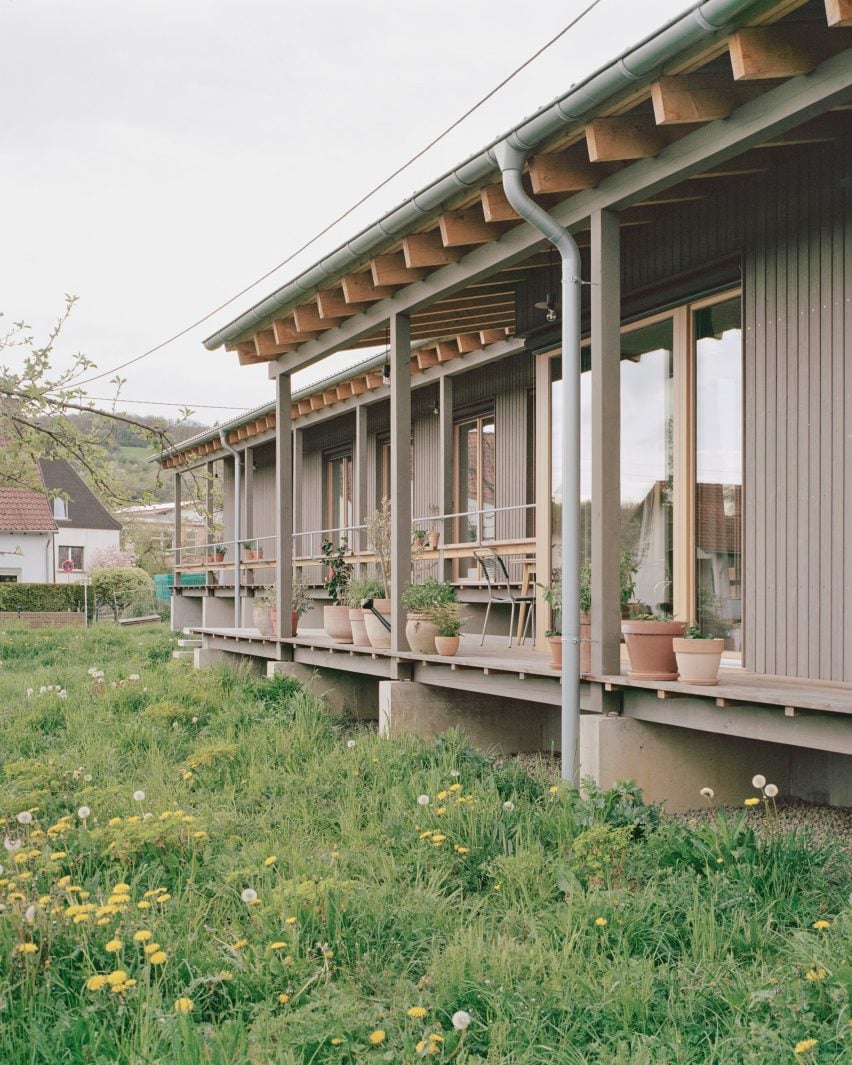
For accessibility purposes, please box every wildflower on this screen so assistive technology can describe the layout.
[106,970,128,986]
[449,783,462,792]
[24,905,36,923]
[277,993,289,1004]
[752,774,766,788]
[407,1006,428,1019]
[104,939,123,953]
[4,837,22,852]
[346,739,356,748]
[595,917,608,927]
[264,856,277,866]
[285,916,297,925]
[155,894,171,903]
[793,1039,818,1055]
[812,920,830,930]
[436,790,449,801]
[174,997,194,1013]
[454,845,469,854]
[232,939,248,950]
[241,888,257,904]
[434,807,446,816]
[764,783,779,797]
[503,801,515,812]
[368,1030,386,1045]
[417,795,430,806]
[133,790,145,802]
[699,787,715,800]
[548,785,559,795]
[493,882,501,892]
[143,942,161,955]
[16,811,32,825]
[129,674,140,681]
[77,806,91,820]
[449,769,460,778]
[16,943,38,954]
[86,974,108,991]
[269,941,287,950]
[148,951,168,965]
[431,834,446,844]
[452,1010,471,1030]
[805,968,826,982]
[137,901,151,910]
[331,1037,344,1045]
[744,798,760,807]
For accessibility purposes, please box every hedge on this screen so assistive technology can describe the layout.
[0,583,87,613]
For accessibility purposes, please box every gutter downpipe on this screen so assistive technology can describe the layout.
[219,430,242,629]
[494,141,582,785]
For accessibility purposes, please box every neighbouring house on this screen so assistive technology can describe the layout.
[0,487,56,583]
[113,501,209,561]
[158,0,852,810]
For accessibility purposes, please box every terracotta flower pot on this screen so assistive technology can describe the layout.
[622,619,687,680]
[214,552,225,562]
[547,635,562,670]
[405,613,439,655]
[291,611,300,636]
[349,607,369,646]
[434,635,459,657]
[244,549,256,562]
[428,531,440,550]
[673,637,724,685]
[363,598,391,649]
[323,604,353,643]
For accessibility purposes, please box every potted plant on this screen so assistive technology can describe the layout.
[621,613,687,680]
[213,543,226,563]
[291,575,312,636]
[344,575,385,646]
[539,581,563,670]
[242,539,261,562]
[252,587,276,638]
[321,538,353,643]
[363,499,392,648]
[579,560,592,675]
[402,578,456,654]
[673,625,725,685]
[412,527,428,551]
[428,600,463,656]
[620,551,638,619]
[427,503,441,550]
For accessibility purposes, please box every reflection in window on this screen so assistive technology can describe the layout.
[695,297,742,649]
[325,452,352,543]
[455,414,496,543]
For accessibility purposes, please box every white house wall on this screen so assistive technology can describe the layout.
[0,532,52,582]
[53,527,121,584]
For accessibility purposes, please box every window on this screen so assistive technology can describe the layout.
[52,497,69,521]
[324,450,353,543]
[377,437,414,507]
[0,571,19,583]
[454,412,496,543]
[58,545,84,571]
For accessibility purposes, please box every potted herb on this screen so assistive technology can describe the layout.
[402,578,456,654]
[622,612,686,680]
[242,539,262,562]
[364,499,392,648]
[428,600,463,656]
[427,503,441,550]
[344,575,385,646]
[321,538,353,643]
[291,575,312,636]
[673,625,724,685]
[412,527,428,550]
[213,543,226,563]
[539,581,563,670]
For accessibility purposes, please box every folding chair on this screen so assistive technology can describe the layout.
[473,548,535,647]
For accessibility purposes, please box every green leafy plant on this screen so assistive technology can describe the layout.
[291,575,313,617]
[344,575,386,609]
[539,578,562,637]
[364,497,391,597]
[241,539,257,550]
[620,550,638,607]
[320,538,352,605]
[426,600,463,637]
[684,623,715,639]
[579,560,592,615]
[401,577,456,613]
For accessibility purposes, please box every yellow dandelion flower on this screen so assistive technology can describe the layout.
[368,1030,386,1045]
[743,797,760,807]
[96,918,111,926]
[143,942,161,955]
[86,974,108,991]
[331,1037,344,1045]
[793,1039,818,1055]
[595,917,608,927]
[137,901,151,909]
[174,997,194,1013]
[805,968,826,982]
[49,852,67,861]
[112,883,130,893]
[106,970,128,986]
[148,951,168,965]
[324,949,334,959]
[264,855,277,866]
[16,943,38,954]
[277,993,289,1004]
[270,942,287,950]
[431,834,446,843]
[193,830,208,839]
[72,913,89,924]
[155,894,171,903]
[108,818,122,827]
[436,790,449,801]
[232,939,248,950]
[104,939,123,952]
[548,785,559,795]
[448,783,462,792]
[134,930,152,942]
[285,916,297,925]
[454,845,470,854]
[493,882,501,892]
[419,830,434,839]
[434,807,446,815]
[407,1006,428,1019]
[812,920,830,930]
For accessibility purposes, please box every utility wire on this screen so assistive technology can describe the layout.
[83,396,249,411]
[65,0,605,390]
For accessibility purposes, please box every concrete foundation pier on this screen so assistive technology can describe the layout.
[268,661,378,719]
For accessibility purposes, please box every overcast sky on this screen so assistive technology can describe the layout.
[2,0,692,425]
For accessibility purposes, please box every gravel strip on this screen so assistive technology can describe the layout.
[677,797,852,852]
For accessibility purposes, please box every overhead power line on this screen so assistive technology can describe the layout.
[64,0,605,391]
[83,395,248,411]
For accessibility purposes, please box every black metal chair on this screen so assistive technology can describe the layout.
[473,548,535,647]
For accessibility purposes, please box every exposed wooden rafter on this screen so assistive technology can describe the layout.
[651,74,767,124]
[402,231,465,268]
[826,0,852,27]
[341,272,397,304]
[585,116,670,162]
[528,150,599,194]
[293,302,345,332]
[727,26,849,80]
[438,207,506,247]
[370,252,427,286]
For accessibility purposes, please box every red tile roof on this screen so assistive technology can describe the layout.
[0,488,57,532]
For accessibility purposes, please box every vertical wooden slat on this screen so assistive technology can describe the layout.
[390,314,412,654]
[807,148,821,680]
[773,161,787,677]
[439,375,454,581]
[818,146,833,681]
[354,406,368,555]
[831,140,847,680]
[590,209,622,675]
[843,136,852,682]
[785,156,799,677]
[275,375,293,638]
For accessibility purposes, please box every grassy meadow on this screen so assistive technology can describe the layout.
[0,623,850,1063]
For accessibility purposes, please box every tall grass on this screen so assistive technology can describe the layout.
[0,624,849,1063]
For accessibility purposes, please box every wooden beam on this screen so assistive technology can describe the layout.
[365,372,384,389]
[293,302,344,332]
[341,272,397,304]
[297,398,313,416]
[826,0,852,27]
[435,341,461,363]
[585,116,668,162]
[402,231,465,268]
[370,252,427,286]
[439,207,502,247]
[349,377,367,396]
[728,27,847,81]
[336,382,353,401]
[289,402,299,420]
[480,328,508,345]
[322,388,338,406]
[529,151,598,194]
[455,331,484,353]
[651,74,766,125]
[480,183,519,222]
[272,319,318,345]
[238,342,271,366]
[416,347,440,370]
[316,289,354,319]
[253,329,285,358]
[309,395,324,411]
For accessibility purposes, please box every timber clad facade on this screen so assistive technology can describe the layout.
[160,0,852,808]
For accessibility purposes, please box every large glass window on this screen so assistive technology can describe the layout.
[694,296,742,650]
[325,451,352,542]
[455,413,496,543]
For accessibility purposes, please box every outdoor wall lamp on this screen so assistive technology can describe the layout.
[536,291,558,322]
[382,363,391,385]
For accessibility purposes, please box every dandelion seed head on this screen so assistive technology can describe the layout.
[417,794,430,806]
[752,774,766,788]
[77,806,91,820]
[133,790,145,802]
[241,888,257,903]
[452,1010,471,1030]
[699,787,715,799]
[16,811,32,825]
[503,801,515,812]
[764,783,778,797]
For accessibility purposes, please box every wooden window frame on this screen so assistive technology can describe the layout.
[323,448,353,542]
[453,410,496,546]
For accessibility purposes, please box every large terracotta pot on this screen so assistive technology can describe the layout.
[622,619,687,680]
[673,637,724,685]
[434,635,459,657]
[580,610,591,675]
[349,608,369,646]
[405,613,439,655]
[323,604,353,643]
[363,598,391,649]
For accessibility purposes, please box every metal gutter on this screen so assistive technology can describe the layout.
[203,0,764,352]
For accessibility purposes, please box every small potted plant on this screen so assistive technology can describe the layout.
[539,580,562,670]
[321,538,353,643]
[252,587,276,638]
[673,624,725,685]
[363,500,392,648]
[345,575,385,646]
[428,600,463,656]
[620,551,638,619]
[412,527,428,551]
[291,575,312,636]
[622,612,686,680]
[242,539,260,562]
[402,578,456,654]
[213,543,226,563]
[579,560,592,675]
[427,504,441,550]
